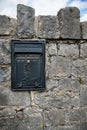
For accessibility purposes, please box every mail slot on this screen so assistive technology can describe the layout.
[11,40,45,91]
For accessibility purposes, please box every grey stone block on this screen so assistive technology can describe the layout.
[59,78,80,92]
[0,118,10,130]
[69,108,86,122]
[81,22,87,39]
[48,43,57,56]
[80,43,87,58]
[72,59,87,77]
[34,92,51,109]
[23,107,42,117]
[34,89,75,109]
[46,79,58,91]
[57,7,81,39]
[17,4,35,38]
[0,108,16,118]
[80,86,87,107]
[62,125,80,130]
[0,15,17,36]
[0,107,43,130]
[45,125,80,130]
[21,117,43,130]
[80,123,87,130]
[0,86,30,106]
[44,126,63,130]
[0,66,11,83]
[70,96,80,108]
[48,56,57,78]
[0,39,10,64]
[45,47,50,78]
[48,56,72,78]
[58,44,79,59]
[44,109,65,126]
[22,108,43,130]
[36,16,60,39]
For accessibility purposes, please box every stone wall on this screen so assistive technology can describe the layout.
[0,4,87,130]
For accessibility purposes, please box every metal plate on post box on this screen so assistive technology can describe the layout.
[11,40,45,91]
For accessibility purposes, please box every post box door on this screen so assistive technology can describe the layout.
[11,40,45,91]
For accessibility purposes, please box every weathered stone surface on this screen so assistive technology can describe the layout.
[46,43,50,78]
[48,43,57,56]
[69,108,86,122]
[61,125,80,130]
[0,86,30,106]
[80,86,87,107]
[0,39,10,64]
[20,116,43,130]
[58,7,81,39]
[44,126,63,130]
[0,107,43,130]
[23,107,42,116]
[36,16,60,39]
[0,108,16,118]
[0,15,17,36]
[80,43,87,58]
[34,88,79,109]
[0,66,11,82]
[0,118,11,130]
[58,78,80,92]
[46,79,58,91]
[81,22,87,39]
[44,125,80,130]
[80,123,87,130]
[44,109,65,127]
[70,96,80,108]
[48,56,57,78]
[48,56,72,78]
[58,78,80,108]
[58,44,79,59]
[57,40,79,44]
[72,59,87,77]
[17,4,35,38]
[23,108,43,130]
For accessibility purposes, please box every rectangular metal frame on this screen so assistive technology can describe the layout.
[11,40,45,91]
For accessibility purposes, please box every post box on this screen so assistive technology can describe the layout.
[11,40,45,91]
